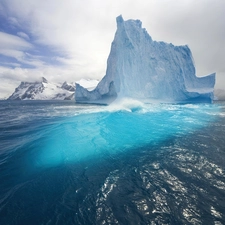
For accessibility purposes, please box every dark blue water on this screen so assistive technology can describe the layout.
[0,100,225,225]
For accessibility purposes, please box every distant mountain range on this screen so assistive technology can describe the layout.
[6,76,225,101]
[7,77,99,100]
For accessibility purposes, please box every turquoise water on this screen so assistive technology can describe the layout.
[35,101,220,167]
[0,100,225,224]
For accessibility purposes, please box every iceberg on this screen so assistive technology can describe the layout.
[75,15,215,104]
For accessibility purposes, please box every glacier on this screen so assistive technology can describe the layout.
[75,15,215,104]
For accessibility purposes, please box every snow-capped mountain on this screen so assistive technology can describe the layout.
[8,77,75,100]
[61,81,75,92]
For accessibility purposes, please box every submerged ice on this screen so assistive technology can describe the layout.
[75,15,215,104]
[37,102,219,167]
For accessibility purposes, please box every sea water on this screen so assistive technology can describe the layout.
[0,100,225,225]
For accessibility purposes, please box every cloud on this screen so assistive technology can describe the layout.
[0,31,60,69]
[0,31,31,50]
[0,31,34,68]
[0,31,45,69]
[17,31,30,40]
[8,17,20,28]
[0,0,225,98]
[0,63,85,98]
[142,0,225,81]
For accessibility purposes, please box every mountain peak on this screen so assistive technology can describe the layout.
[8,79,74,100]
[61,81,75,92]
[42,77,48,83]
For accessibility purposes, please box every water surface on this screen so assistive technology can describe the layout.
[0,100,225,225]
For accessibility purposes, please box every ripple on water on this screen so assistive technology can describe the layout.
[0,101,225,225]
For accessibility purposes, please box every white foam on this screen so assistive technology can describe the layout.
[106,98,145,112]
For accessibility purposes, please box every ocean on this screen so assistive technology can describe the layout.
[0,100,225,225]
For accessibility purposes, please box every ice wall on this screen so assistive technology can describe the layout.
[75,15,215,104]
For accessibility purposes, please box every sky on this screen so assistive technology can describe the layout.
[0,0,224,98]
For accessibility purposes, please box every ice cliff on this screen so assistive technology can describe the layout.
[75,15,215,104]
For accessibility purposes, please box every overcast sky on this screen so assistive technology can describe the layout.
[0,0,224,98]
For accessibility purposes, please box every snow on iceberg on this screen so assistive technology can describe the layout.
[75,15,215,104]
[76,79,99,91]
